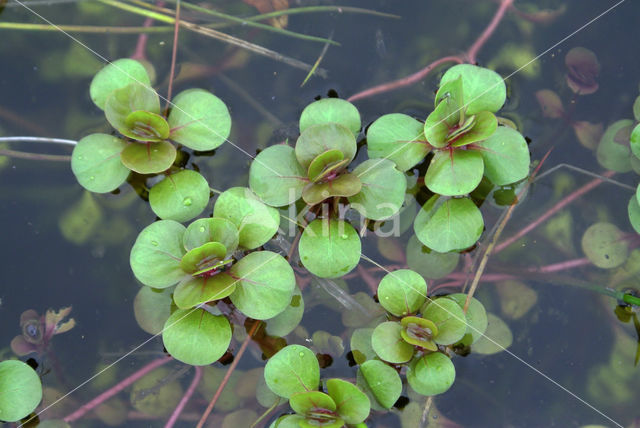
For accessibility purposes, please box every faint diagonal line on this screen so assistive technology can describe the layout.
[277,210,624,427]
[20,251,281,427]
[12,0,283,177]
[356,0,627,178]
[11,0,627,426]
[359,255,623,428]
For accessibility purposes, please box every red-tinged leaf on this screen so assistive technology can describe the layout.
[565,47,600,95]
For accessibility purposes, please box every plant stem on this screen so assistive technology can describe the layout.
[63,356,173,423]
[165,0,181,110]
[347,56,462,102]
[466,0,514,64]
[150,0,341,45]
[0,22,174,33]
[98,0,326,76]
[164,366,202,428]
[196,320,260,428]
[494,170,616,253]
[463,149,552,312]
[347,0,515,102]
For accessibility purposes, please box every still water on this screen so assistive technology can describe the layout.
[1,0,640,426]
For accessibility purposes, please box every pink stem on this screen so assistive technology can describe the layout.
[534,257,591,273]
[466,0,514,64]
[164,366,202,428]
[347,56,462,102]
[131,1,166,61]
[63,356,172,423]
[494,170,616,253]
[347,0,515,102]
[444,257,592,283]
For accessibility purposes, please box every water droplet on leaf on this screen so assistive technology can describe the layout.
[151,240,159,246]
[183,197,192,206]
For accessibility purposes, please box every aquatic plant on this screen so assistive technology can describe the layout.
[249,97,406,278]
[367,64,531,252]
[71,58,231,222]
[130,187,294,366]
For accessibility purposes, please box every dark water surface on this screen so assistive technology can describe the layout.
[1,0,640,426]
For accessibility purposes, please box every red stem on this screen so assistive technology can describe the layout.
[63,356,173,423]
[196,320,260,428]
[494,170,616,253]
[346,56,462,102]
[347,0,514,102]
[466,0,514,64]
[131,1,165,61]
[165,0,181,110]
[164,366,202,428]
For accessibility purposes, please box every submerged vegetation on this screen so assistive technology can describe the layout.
[1,0,640,427]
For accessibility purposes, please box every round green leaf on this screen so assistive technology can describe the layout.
[366,113,430,171]
[422,297,467,345]
[445,293,488,345]
[414,196,484,253]
[377,269,427,316]
[371,321,414,364]
[265,286,304,337]
[302,173,362,205]
[71,133,129,193]
[149,170,210,222]
[130,220,187,288]
[90,58,151,110]
[289,391,336,415]
[213,187,280,250]
[628,195,640,234]
[472,313,513,355]
[439,64,506,114]
[250,144,307,207]
[581,222,629,268]
[270,415,306,428]
[349,328,376,365]
[326,378,370,425]
[264,344,320,398]
[357,360,402,409]
[475,126,530,185]
[407,352,456,396]
[229,251,296,320]
[348,158,407,220]
[183,217,239,253]
[0,360,42,422]
[299,98,361,136]
[121,140,177,174]
[295,123,357,170]
[123,110,170,142]
[162,308,231,366]
[104,83,161,136]
[167,88,231,151]
[596,119,633,173]
[406,235,459,279]
[630,123,640,159]
[298,219,361,278]
[173,274,236,309]
[425,149,484,196]
[133,286,173,335]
